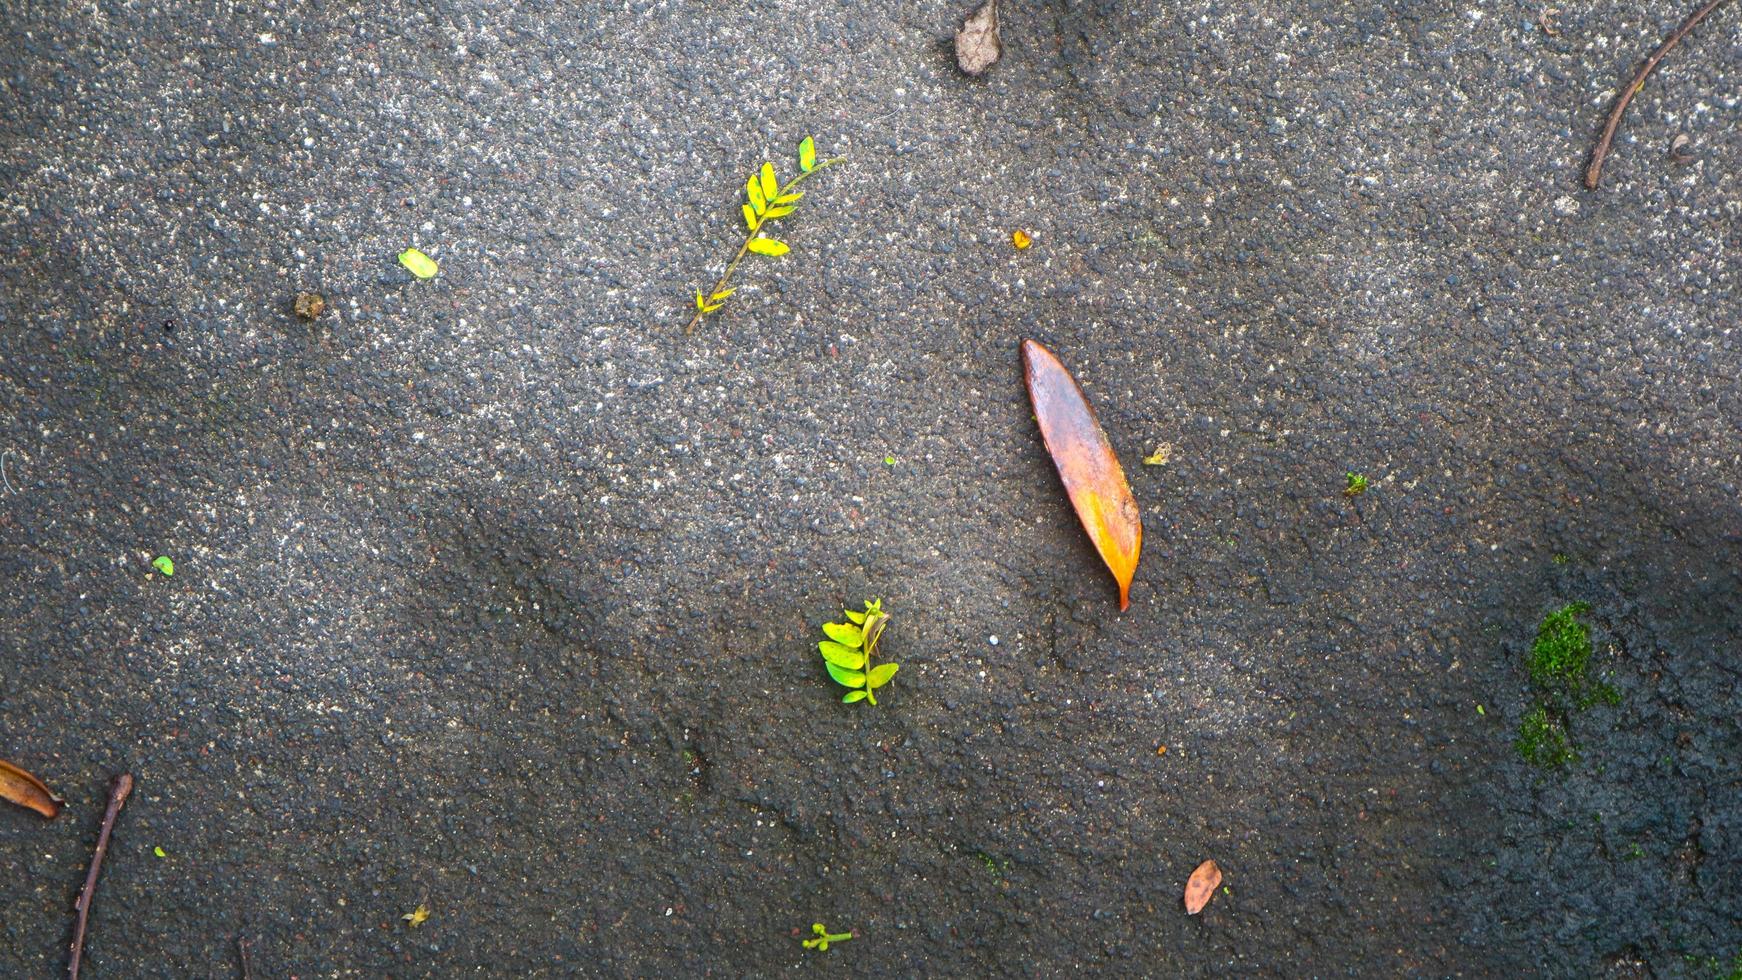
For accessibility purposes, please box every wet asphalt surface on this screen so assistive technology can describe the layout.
[2,0,1740,976]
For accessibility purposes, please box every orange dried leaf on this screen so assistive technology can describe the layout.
[1022,339,1142,610]
[1184,859,1221,914]
[1011,229,1031,250]
[0,758,63,819]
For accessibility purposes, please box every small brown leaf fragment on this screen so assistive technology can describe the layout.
[1184,859,1222,915]
[293,291,326,321]
[1022,339,1142,610]
[0,758,63,818]
[956,0,1000,76]
[1669,133,1694,164]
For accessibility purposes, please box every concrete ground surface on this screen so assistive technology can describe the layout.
[2,0,1739,975]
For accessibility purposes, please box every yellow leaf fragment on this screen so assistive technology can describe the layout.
[398,248,439,280]
[403,904,430,927]
[1011,229,1031,249]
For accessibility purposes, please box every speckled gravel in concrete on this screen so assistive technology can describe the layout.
[2,0,1738,975]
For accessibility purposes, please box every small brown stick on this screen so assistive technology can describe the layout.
[1585,0,1733,189]
[69,774,133,980]
[238,935,252,980]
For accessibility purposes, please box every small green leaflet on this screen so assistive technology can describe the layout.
[695,289,725,314]
[825,662,867,688]
[819,641,866,670]
[759,162,779,202]
[844,609,866,625]
[762,206,796,220]
[867,663,899,689]
[747,174,767,214]
[152,556,175,576]
[799,136,816,173]
[742,204,757,230]
[153,846,166,858]
[773,191,804,205]
[821,622,863,647]
[842,690,868,703]
[398,248,439,279]
[747,238,789,257]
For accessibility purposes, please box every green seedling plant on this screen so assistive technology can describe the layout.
[817,599,898,704]
[1516,705,1575,767]
[686,136,844,333]
[801,923,853,951]
[1529,602,1619,708]
[1343,471,1370,497]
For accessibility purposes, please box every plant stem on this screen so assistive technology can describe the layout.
[685,157,845,334]
[1584,0,1732,189]
[69,773,133,980]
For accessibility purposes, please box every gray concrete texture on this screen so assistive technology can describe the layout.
[1,0,1739,975]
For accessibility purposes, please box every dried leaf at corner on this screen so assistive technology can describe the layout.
[1184,860,1221,914]
[0,759,63,819]
[1011,229,1031,250]
[955,0,1001,76]
[1022,339,1142,610]
[403,904,430,927]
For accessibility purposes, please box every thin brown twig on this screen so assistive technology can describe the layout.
[1584,0,1733,189]
[238,935,252,980]
[69,773,133,980]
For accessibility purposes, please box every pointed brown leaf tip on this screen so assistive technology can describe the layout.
[1022,339,1142,610]
[0,758,63,819]
[1184,859,1222,915]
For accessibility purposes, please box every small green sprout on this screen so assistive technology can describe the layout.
[686,136,844,333]
[153,846,166,858]
[1343,471,1370,497]
[884,456,896,466]
[151,555,175,577]
[802,922,853,951]
[817,599,898,705]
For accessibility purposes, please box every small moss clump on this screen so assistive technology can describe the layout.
[1516,705,1575,767]
[1528,602,1592,687]
[1513,602,1622,769]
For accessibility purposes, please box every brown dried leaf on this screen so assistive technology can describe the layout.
[0,758,63,819]
[1184,859,1222,914]
[1022,339,1142,610]
[955,0,1000,76]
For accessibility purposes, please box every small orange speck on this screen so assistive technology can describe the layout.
[1011,229,1032,250]
[1156,745,1167,756]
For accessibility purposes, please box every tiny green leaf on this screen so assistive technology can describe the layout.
[759,162,778,201]
[799,136,817,173]
[825,662,867,688]
[694,289,706,311]
[842,690,868,703]
[762,205,797,220]
[710,287,736,302]
[153,846,166,858]
[819,641,866,670]
[821,622,863,648]
[742,203,757,230]
[151,556,175,577]
[747,238,789,256]
[773,191,804,205]
[867,663,899,689]
[398,248,439,279]
[844,609,867,625]
[702,302,725,313]
[747,174,767,214]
